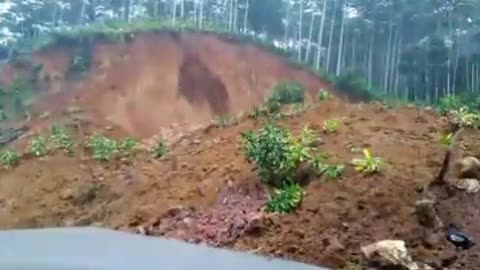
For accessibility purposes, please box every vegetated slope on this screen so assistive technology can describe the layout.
[1,31,333,138]
[2,97,480,269]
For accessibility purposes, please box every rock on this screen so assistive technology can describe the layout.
[39,111,50,120]
[455,178,480,193]
[362,240,433,270]
[458,156,480,179]
[60,189,74,200]
[415,199,443,229]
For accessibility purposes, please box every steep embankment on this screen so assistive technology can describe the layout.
[2,32,333,138]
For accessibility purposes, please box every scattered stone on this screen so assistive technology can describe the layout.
[458,156,480,179]
[362,240,433,270]
[60,188,74,200]
[415,199,443,229]
[455,178,480,194]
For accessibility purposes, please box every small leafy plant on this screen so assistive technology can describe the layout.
[438,95,462,116]
[29,135,48,157]
[50,125,75,154]
[351,149,382,174]
[290,102,309,116]
[0,150,20,167]
[322,164,345,180]
[300,126,317,147]
[323,119,340,133]
[119,137,139,157]
[153,137,168,159]
[438,132,454,148]
[266,184,304,213]
[213,114,238,128]
[87,135,118,162]
[317,89,330,101]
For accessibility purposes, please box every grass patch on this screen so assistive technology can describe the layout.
[29,135,48,157]
[86,135,119,162]
[152,137,168,159]
[0,150,20,167]
[50,125,75,154]
[323,119,340,133]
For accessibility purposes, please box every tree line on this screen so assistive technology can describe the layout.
[1,0,480,103]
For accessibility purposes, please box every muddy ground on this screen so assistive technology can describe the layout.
[1,100,479,269]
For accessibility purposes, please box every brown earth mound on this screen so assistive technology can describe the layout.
[2,98,480,269]
[3,32,336,138]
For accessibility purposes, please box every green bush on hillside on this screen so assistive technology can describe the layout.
[269,81,305,105]
[334,70,378,100]
[242,123,311,187]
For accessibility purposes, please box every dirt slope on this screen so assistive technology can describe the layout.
[2,98,480,269]
[5,32,334,138]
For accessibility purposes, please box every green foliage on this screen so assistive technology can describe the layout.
[309,152,328,173]
[322,165,345,180]
[242,123,311,187]
[351,149,382,174]
[29,135,48,157]
[248,106,266,120]
[86,135,119,162]
[334,70,378,101]
[153,137,168,159]
[449,107,480,128]
[119,137,139,157]
[300,126,317,147]
[269,81,305,105]
[290,103,310,116]
[265,184,304,213]
[213,114,238,128]
[437,95,463,116]
[323,119,340,133]
[317,89,331,101]
[0,150,20,167]
[50,125,75,154]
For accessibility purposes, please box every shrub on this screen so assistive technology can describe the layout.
[213,114,238,127]
[119,137,139,156]
[87,135,118,161]
[300,126,317,147]
[29,135,48,157]
[0,150,20,167]
[317,89,330,101]
[269,81,305,105]
[449,107,480,128]
[290,103,310,116]
[437,95,463,116]
[334,70,377,100]
[323,119,340,133]
[50,125,75,154]
[309,152,328,173]
[153,137,168,159]
[266,184,304,213]
[242,123,311,187]
[351,149,382,174]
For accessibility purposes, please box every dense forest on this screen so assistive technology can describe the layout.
[1,0,480,103]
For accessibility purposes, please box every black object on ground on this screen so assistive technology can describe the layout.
[446,226,476,250]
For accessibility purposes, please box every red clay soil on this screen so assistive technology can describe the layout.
[2,98,480,269]
[5,32,335,138]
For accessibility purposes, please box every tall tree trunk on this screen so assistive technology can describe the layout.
[193,0,197,22]
[326,0,337,73]
[383,21,393,93]
[243,0,249,33]
[452,43,460,95]
[367,25,374,88]
[336,3,345,76]
[350,29,356,69]
[200,0,204,29]
[124,0,131,22]
[315,0,328,70]
[229,0,234,31]
[79,0,87,24]
[305,13,316,63]
[234,0,239,32]
[154,0,159,17]
[172,0,177,25]
[394,31,402,97]
[298,0,304,61]
[284,2,290,43]
[180,0,185,18]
